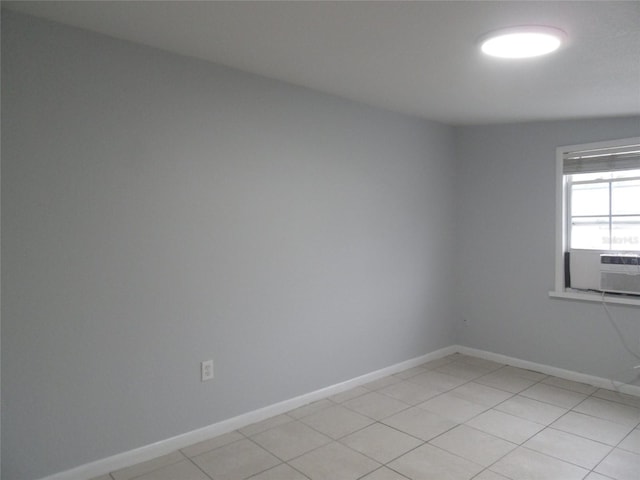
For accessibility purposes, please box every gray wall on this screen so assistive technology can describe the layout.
[455,117,640,385]
[1,12,456,479]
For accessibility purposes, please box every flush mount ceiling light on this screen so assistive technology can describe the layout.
[479,26,567,59]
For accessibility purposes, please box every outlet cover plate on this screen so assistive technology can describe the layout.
[201,359,214,381]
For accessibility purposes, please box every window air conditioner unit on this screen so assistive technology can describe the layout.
[600,254,640,295]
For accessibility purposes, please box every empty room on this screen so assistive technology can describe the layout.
[2,1,640,480]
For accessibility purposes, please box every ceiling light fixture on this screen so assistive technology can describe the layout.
[479,26,566,59]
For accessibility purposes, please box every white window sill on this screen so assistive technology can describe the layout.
[549,289,640,307]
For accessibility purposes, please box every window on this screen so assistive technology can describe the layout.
[553,137,640,304]
[568,169,640,251]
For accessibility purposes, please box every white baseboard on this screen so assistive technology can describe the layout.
[457,345,640,397]
[40,345,458,480]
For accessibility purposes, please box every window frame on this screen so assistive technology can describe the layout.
[552,136,640,306]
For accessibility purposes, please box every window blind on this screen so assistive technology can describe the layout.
[563,143,640,174]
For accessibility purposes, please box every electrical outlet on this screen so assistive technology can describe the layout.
[201,359,214,381]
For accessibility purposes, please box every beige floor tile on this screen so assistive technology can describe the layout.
[248,463,310,480]
[343,391,409,420]
[594,448,640,480]
[495,395,567,425]
[420,357,457,370]
[448,382,513,407]
[452,356,505,372]
[300,404,374,439]
[191,438,280,480]
[593,388,640,408]
[573,397,640,426]
[394,365,429,379]
[111,451,186,480]
[418,392,488,423]
[407,370,468,392]
[250,420,331,461]
[584,473,616,480]
[388,443,483,480]
[362,375,403,391]
[429,424,516,467]
[359,466,412,479]
[490,447,588,480]
[475,370,538,394]
[499,366,547,381]
[618,428,640,454]
[434,361,496,381]
[289,442,380,480]
[239,414,293,436]
[378,380,444,405]
[472,471,510,480]
[541,376,598,395]
[381,406,457,441]
[551,411,634,446]
[329,386,369,403]
[519,383,587,409]
[130,460,210,480]
[466,409,544,444]
[340,422,422,464]
[181,431,244,457]
[523,427,612,469]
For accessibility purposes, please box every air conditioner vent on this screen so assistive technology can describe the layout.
[600,254,640,295]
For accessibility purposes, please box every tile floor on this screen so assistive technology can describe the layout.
[92,354,640,480]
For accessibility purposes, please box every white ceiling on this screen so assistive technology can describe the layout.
[4,0,640,125]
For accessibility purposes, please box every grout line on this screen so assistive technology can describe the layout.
[185,456,215,480]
